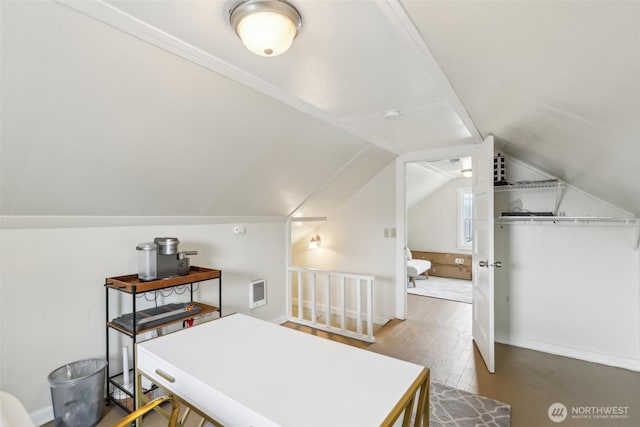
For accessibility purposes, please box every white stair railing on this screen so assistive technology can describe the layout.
[287,266,375,343]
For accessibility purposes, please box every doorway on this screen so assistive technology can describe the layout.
[395,137,497,373]
[394,145,476,319]
[404,157,474,305]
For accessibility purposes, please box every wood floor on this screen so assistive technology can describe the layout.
[81,295,640,427]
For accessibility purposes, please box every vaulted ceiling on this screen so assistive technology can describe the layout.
[1,0,638,226]
[403,0,640,215]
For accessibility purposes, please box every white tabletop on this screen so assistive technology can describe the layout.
[137,313,426,427]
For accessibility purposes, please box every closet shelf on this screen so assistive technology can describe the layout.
[494,181,565,192]
[496,216,639,225]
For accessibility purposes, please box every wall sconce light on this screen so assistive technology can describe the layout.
[230,0,302,57]
[461,157,472,177]
[309,235,321,249]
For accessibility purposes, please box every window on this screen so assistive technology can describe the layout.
[457,187,473,249]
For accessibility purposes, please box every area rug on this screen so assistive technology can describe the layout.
[407,276,472,304]
[430,382,511,426]
[202,382,510,427]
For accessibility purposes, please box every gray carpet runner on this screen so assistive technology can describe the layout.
[430,382,511,426]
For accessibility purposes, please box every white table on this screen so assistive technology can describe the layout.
[135,313,429,426]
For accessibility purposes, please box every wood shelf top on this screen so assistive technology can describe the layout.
[105,266,221,293]
[107,302,219,336]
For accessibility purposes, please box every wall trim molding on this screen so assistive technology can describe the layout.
[496,332,640,372]
[0,215,287,229]
[30,405,53,426]
[269,314,289,325]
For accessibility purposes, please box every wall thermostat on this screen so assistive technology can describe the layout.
[249,278,266,309]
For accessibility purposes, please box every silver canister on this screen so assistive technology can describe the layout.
[177,251,198,276]
[136,242,157,281]
[154,237,179,255]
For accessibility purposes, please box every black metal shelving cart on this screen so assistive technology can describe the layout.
[104,266,222,413]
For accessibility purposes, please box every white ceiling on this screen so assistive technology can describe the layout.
[1,0,638,224]
[403,0,640,214]
[101,0,479,152]
[405,163,451,209]
[406,158,471,209]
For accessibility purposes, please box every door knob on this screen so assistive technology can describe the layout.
[479,260,502,268]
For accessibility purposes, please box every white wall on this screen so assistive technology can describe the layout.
[0,221,286,422]
[292,163,397,322]
[407,176,472,254]
[494,157,640,370]
[294,153,640,372]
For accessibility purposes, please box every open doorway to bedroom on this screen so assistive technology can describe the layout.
[405,157,473,307]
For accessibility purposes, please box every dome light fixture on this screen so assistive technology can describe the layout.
[230,0,302,57]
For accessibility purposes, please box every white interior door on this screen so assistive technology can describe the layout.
[472,135,496,373]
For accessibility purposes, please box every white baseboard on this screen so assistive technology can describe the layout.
[496,332,640,372]
[30,405,53,426]
[292,298,389,326]
[269,314,289,325]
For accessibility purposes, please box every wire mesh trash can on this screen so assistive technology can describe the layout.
[48,359,107,427]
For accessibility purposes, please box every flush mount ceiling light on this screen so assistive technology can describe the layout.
[230,0,302,57]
